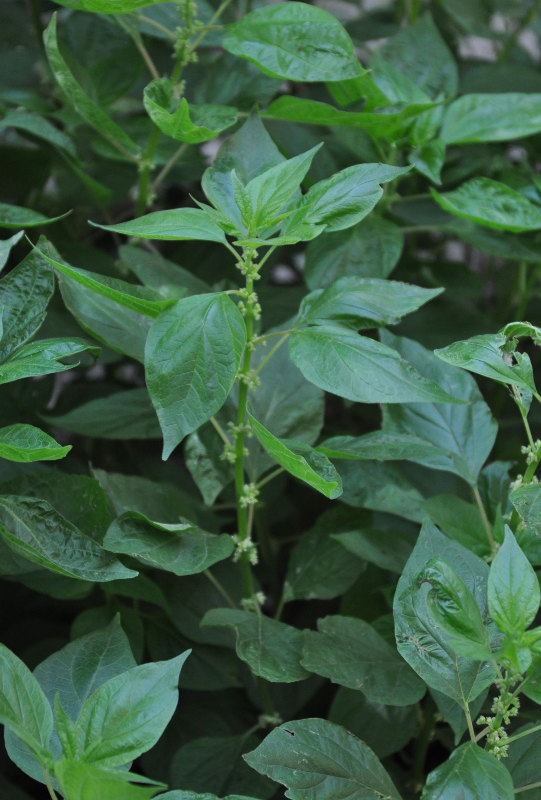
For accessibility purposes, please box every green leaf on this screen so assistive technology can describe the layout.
[248,413,342,499]
[38,246,174,318]
[432,179,541,232]
[418,557,491,658]
[244,718,402,800]
[282,508,365,602]
[488,528,540,637]
[421,742,513,800]
[0,338,99,385]
[0,644,53,763]
[201,608,309,683]
[0,202,70,229]
[332,527,413,574]
[159,793,260,800]
[0,109,76,155]
[223,2,364,82]
[43,14,139,158]
[50,0,165,12]
[55,760,164,800]
[441,93,541,143]
[435,333,537,394]
[264,95,435,139]
[317,431,441,462]
[93,207,227,243]
[301,615,425,705]
[423,495,490,556]
[296,277,441,328]
[338,460,425,522]
[0,424,70,462]
[103,511,234,575]
[144,78,237,143]
[170,736,274,799]
[5,617,136,784]
[0,496,137,582]
[287,164,410,234]
[75,652,189,767]
[305,217,403,289]
[394,521,496,705]
[289,326,461,404]
[0,231,24,273]
[119,245,209,298]
[185,424,234,505]
[511,483,541,536]
[44,389,160,440]
[382,332,497,485]
[0,247,54,361]
[409,139,445,184]
[145,293,246,458]
[375,13,458,99]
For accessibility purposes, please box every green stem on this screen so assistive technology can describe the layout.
[151,143,188,195]
[42,768,59,800]
[464,703,476,742]
[274,594,285,621]
[189,0,234,51]
[516,781,541,794]
[472,484,496,552]
[138,14,177,39]
[506,722,541,746]
[132,33,161,80]
[136,126,160,215]
[235,264,255,597]
[254,333,290,375]
[256,466,285,490]
[498,0,541,62]
[204,569,237,608]
[210,415,231,446]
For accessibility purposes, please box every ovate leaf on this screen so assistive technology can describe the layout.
[75,653,189,767]
[301,616,425,705]
[92,208,227,243]
[223,2,364,82]
[0,424,70,462]
[422,743,513,800]
[201,608,309,683]
[103,511,234,575]
[0,203,70,229]
[488,528,540,636]
[0,338,99,385]
[145,293,246,458]
[248,413,342,499]
[244,718,402,800]
[432,179,541,232]
[442,93,541,143]
[289,326,461,404]
[0,496,136,582]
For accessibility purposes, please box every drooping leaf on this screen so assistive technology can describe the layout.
[144,78,238,143]
[0,109,76,155]
[441,93,541,143]
[43,389,161,440]
[301,615,425,705]
[421,742,513,800]
[145,293,246,458]
[0,424,70,462]
[488,528,540,637]
[432,179,541,232]
[296,278,441,329]
[92,208,227,243]
[43,15,139,158]
[223,2,364,82]
[248,413,342,499]
[0,247,54,361]
[0,496,137,581]
[0,231,24,273]
[103,511,234,576]
[317,431,441,462]
[201,608,310,683]
[0,202,70,229]
[0,338,99,385]
[55,760,164,800]
[75,652,189,767]
[244,718,402,800]
[289,325,461,404]
[382,332,497,485]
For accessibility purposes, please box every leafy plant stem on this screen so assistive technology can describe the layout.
[204,569,237,608]
[136,126,160,215]
[274,594,285,621]
[256,466,285,490]
[188,0,234,52]
[472,484,496,552]
[464,703,476,742]
[132,34,161,80]
[254,333,290,375]
[42,768,58,800]
[210,415,232,446]
[505,721,541,746]
[137,14,177,39]
[516,781,541,794]
[150,143,188,195]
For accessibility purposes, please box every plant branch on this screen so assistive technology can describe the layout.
[464,703,476,742]
[472,484,496,552]
[136,126,160,215]
[516,781,541,794]
[138,14,177,39]
[151,143,188,195]
[506,722,541,746]
[256,466,285,490]
[210,415,231,446]
[42,768,58,800]
[204,569,237,608]
[254,333,290,375]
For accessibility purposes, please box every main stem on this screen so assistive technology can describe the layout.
[235,265,255,598]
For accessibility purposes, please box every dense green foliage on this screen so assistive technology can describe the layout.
[3,0,541,797]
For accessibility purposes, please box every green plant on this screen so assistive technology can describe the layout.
[4,0,541,798]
